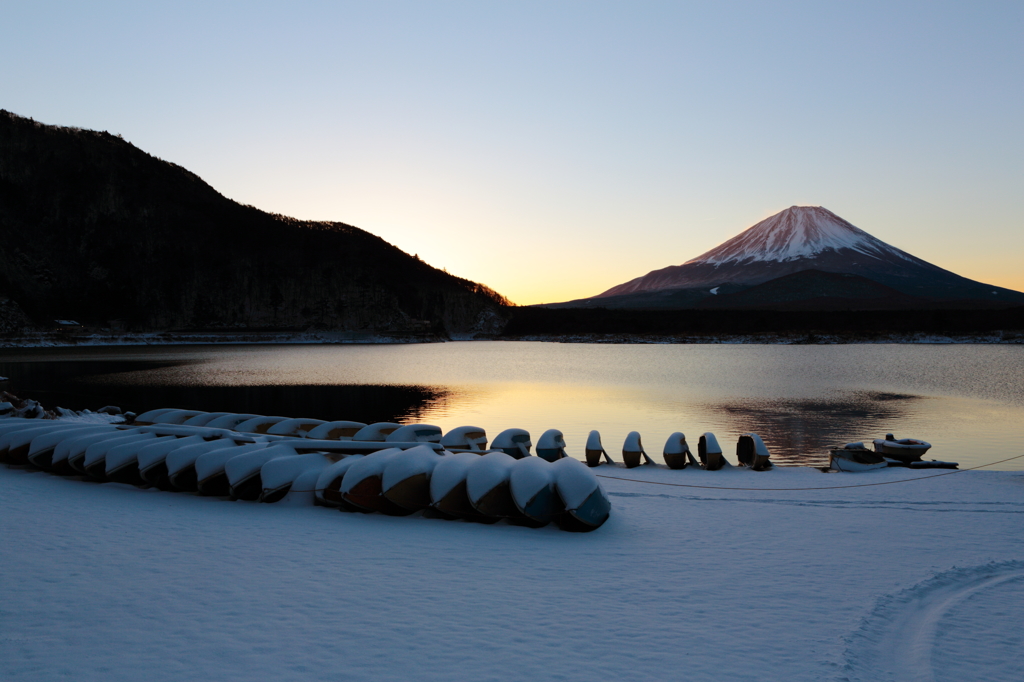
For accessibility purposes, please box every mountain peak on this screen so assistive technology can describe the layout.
[685,205,911,266]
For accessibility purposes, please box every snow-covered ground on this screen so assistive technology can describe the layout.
[2,462,1021,681]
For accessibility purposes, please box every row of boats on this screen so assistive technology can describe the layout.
[0,410,613,531]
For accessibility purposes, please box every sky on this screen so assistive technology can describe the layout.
[3,1,1022,305]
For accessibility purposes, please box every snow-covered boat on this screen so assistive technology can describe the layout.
[195,442,271,495]
[265,418,327,438]
[380,445,445,512]
[439,425,488,451]
[535,429,568,462]
[736,433,772,470]
[663,432,695,470]
[584,430,614,467]
[352,422,402,442]
[622,431,654,469]
[551,457,611,532]
[305,420,367,441]
[491,428,532,459]
[385,424,442,444]
[259,452,336,504]
[698,432,726,470]
[509,456,564,527]
[466,451,525,521]
[339,448,413,515]
[829,443,887,472]
[872,434,932,463]
[225,444,300,501]
[314,455,365,510]
[429,452,493,521]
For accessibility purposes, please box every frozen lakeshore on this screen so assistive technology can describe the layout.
[2,462,1021,681]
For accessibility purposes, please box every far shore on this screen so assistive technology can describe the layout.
[2,330,1024,348]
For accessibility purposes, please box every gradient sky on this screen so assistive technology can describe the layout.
[3,1,1022,304]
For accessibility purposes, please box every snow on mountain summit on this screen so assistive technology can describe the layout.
[687,206,913,265]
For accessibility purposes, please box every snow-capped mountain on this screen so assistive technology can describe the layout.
[590,206,1023,304]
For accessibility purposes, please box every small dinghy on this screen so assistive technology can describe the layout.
[663,432,696,470]
[491,428,532,459]
[509,456,564,527]
[535,429,568,462]
[150,409,207,425]
[466,451,525,521]
[225,444,300,501]
[736,433,772,471]
[352,422,402,441]
[440,426,488,452]
[265,418,327,438]
[203,414,262,430]
[166,439,248,491]
[132,408,181,425]
[698,433,726,471]
[195,442,271,495]
[339,448,413,515]
[385,424,442,444]
[829,443,887,472]
[872,434,932,463]
[584,430,615,467]
[83,431,160,479]
[381,444,446,513]
[1,422,90,465]
[105,435,177,484]
[429,452,493,521]
[27,425,118,469]
[305,421,367,441]
[234,416,290,435]
[314,455,365,509]
[622,431,655,469]
[181,412,234,427]
[259,452,336,504]
[137,435,207,487]
[551,457,611,532]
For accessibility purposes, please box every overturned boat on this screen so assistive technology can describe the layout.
[698,432,726,471]
[491,428,532,459]
[509,456,564,527]
[663,432,696,470]
[736,433,772,471]
[381,445,445,513]
[429,451,492,521]
[621,431,654,469]
[551,457,611,532]
[584,430,615,467]
[535,429,568,462]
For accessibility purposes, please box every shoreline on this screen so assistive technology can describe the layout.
[3,330,1024,348]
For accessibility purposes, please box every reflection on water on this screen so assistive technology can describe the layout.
[1,342,1022,470]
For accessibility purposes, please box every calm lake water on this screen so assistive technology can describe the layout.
[3,342,1023,470]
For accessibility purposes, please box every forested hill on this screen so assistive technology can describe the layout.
[0,110,509,335]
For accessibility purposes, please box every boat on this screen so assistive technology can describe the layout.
[265,418,327,437]
[225,444,301,501]
[381,445,445,512]
[305,421,367,441]
[509,456,564,527]
[352,422,402,442]
[829,442,887,472]
[872,434,932,463]
[166,439,248,491]
[663,432,696,470]
[338,448,413,515]
[439,425,488,452]
[491,428,532,459]
[551,457,611,532]
[259,452,337,504]
[698,433,726,471]
[429,452,495,521]
[385,424,442,444]
[83,431,161,479]
[314,455,366,510]
[584,430,615,467]
[105,435,178,484]
[535,429,568,462]
[466,451,525,521]
[736,433,772,471]
[137,435,208,487]
[621,431,654,469]
[195,442,272,495]
[27,425,117,470]
[233,415,290,435]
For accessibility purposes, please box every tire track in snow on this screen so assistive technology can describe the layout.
[839,561,1024,682]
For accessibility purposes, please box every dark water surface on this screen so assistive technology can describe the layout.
[2,342,1023,470]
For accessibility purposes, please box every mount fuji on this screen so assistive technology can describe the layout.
[555,206,1024,310]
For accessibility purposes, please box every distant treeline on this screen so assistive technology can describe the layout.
[502,306,1024,338]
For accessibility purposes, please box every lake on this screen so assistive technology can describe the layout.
[2,341,1023,470]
